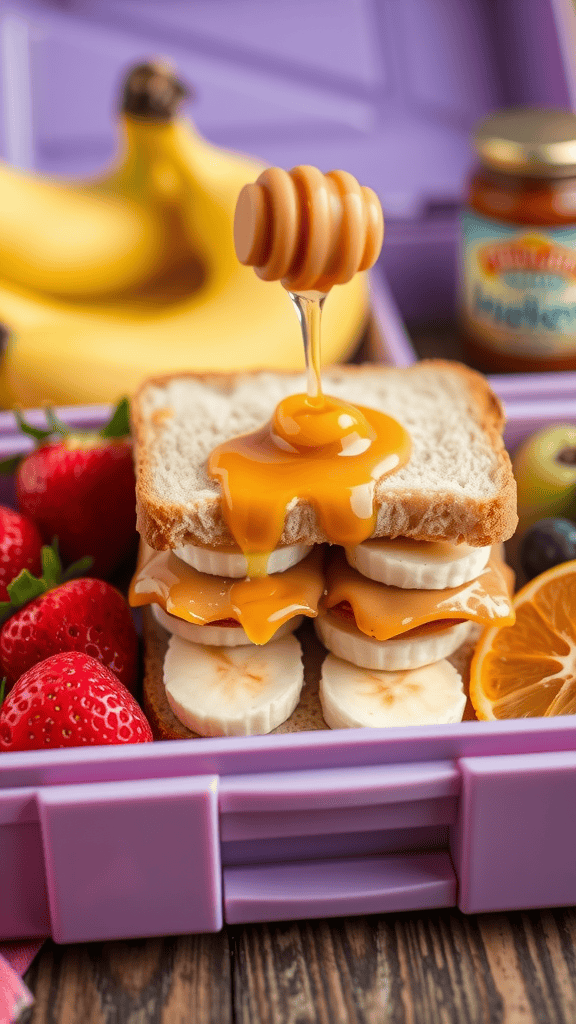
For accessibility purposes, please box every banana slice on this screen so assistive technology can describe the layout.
[320,654,466,729]
[152,603,303,646]
[345,538,491,590]
[172,542,312,578]
[315,611,471,671]
[163,632,304,736]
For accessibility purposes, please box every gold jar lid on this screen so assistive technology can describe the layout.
[473,108,576,177]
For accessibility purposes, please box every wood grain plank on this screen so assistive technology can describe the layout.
[232,908,576,1024]
[487,909,576,1024]
[232,916,414,1024]
[19,907,576,1024]
[22,932,232,1024]
[389,911,504,1024]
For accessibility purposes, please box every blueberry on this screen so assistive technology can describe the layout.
[520,517,576,581]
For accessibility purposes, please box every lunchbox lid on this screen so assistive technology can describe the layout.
[2,0,575,224]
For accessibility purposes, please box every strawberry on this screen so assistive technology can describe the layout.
[3,400,137,580]
[0,651,152,750]
[0,505,42,601]
[0,575,138,693]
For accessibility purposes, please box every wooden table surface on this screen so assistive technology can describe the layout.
[17,326,576,1024]
[20,907,576,1023]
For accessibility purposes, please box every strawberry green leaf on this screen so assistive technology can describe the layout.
[0,408,71,475]
[100,397,130,439]
[7,569,47,607]
[0,454,24,475]
[0,678,5,706]
[0,539,93,624]
[48,537,93,584]
[45,408,69,436]
[0,569,46,624]
[62,555,94,582]
[14,409,54,443]
[41,543,62,591]
[0,399,130,479]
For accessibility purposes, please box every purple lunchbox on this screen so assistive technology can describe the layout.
[1,400,576,945]
[1,376,573,942]
[1,0,576,945]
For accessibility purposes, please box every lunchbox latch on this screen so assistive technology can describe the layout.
[224,851,456,925]
[219,759,460,924]
[452,751,576,914]
[36,774,221,943]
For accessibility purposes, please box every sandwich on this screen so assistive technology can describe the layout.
[129,360,517,739]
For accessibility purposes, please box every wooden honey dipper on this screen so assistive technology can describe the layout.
[233,165,384,292]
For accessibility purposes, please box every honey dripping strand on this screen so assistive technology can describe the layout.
[289,290,326,404]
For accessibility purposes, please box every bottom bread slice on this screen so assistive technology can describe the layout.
[141,607,480,740]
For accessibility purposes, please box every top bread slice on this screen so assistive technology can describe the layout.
[131,360,517,550]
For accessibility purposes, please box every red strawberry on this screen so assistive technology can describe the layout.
[0,577,138,693]
[8,400,136,579]
[0,506,42,601]
[0,651,152,750]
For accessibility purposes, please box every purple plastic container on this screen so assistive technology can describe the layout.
[1,0,576,945]
[0,399,576,945]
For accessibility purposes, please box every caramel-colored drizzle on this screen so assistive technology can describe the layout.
[208,395,410,559]
[130,545,325,645]
[322,549,515,641]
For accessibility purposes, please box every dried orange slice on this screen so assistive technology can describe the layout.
[470,559,576,719]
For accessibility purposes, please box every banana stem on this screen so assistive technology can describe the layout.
[121,62,191,121]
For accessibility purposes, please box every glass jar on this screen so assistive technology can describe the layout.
[459,108,576,372]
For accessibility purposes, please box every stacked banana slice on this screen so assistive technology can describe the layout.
[132,541,322,737]
[315,538,500,729]
[140,532,514,737]
[163,631,305,737]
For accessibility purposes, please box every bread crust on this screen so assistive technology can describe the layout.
[132,360,518,551]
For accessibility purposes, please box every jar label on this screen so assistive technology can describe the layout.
[460,211,576,356]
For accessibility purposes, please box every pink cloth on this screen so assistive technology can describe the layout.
[0,943,41,1023]
[0,954,33,1024]
[0,943,41,976]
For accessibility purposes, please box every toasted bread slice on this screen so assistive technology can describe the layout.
[132,361,517,551]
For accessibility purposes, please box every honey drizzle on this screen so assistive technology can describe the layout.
[210,166,410,577]
[130,545,325,645]
[208,284,411,574]
[322,549,515,641]
[290,290,326,402]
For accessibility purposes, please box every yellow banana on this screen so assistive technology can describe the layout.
[0,64,231,300]
[0,264,368,407]
[0,165,171,300]
[0,63,370,406]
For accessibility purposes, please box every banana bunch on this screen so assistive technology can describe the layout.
[0,63,369,407]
